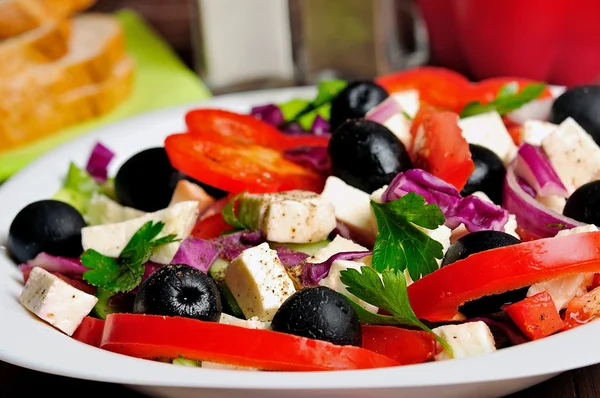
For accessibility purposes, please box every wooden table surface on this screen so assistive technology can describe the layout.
[1,360,598,398]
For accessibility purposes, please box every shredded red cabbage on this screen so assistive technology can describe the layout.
[383,169,509,232]
[311,115,331,135]
[514,143,568,197]
[301,251,372,286]
[250,104,285,127]
[171,237,220,274]
[283,146,330,173]
[273,246,309,268]
[212,230,266,261]
[85,142,115,183]
[281,122,305,135]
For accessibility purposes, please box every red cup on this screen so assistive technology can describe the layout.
[417,0,600,87]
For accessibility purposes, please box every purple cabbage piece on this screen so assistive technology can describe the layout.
[250,104,285,126]
[383,169,509,233]
[274,246,309,267]
[18,252,87,277]
[281,122,305,135]
[212,230,266,261]
[171,237,220,274]
[311,115,331,135]
[283,146,330,173]
[85,142,115,183]
[301,251,372,286]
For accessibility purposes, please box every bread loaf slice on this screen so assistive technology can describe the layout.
[0,0,95,38]
[0,19,71,76]
[0,56,135,152]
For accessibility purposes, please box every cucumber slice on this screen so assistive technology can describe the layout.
[209,257,245,319]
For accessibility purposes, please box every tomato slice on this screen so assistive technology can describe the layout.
[192,212,233,240]
[101,314,400,371]
[361,325,438,365]
[375,67,471,112]
[465,77,553,107]
[502,291,564,340]
[408,231,600,322]
[411,109,474,191]
[72,317,105,347]
[185,109,330,151]
[164,133,326,194]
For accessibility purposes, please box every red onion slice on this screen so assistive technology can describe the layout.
[514,143,568,197]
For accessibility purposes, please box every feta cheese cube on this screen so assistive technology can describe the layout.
[219,313,271,329]
[306,235,368,264]
[527,273,589,311]
[522,120,558,146]
[458,111,517,165]
[376,90,420,148]
[19,267,98,336]
[556,224,599,237]
[82,201,199,264]
[542,117,600,193]
[536,194,566,214]
[321,176,376,244]
[238,190,336,243]
[432,321,496,361]
[393,90,420,118]
[370,186,388,203]
[319,259,378,313]
[225,243,296,321]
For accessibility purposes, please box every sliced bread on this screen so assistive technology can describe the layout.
[0,18,71,76]
[0,0,95,38]
[0,56,135,152]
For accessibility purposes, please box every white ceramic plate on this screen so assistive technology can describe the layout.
[0,87,598,398]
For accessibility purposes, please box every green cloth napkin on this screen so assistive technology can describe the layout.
[0,9,212,181]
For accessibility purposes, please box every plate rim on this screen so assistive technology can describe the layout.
[1,85,598,391]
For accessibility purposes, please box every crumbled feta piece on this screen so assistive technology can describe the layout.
[306,235,368,264]
[219,313,271,329]
[432,321,496,361]
[225,243,296,321]
[458,111,517,165]
[19,267,98,336]
[522,120,558,146]
[536,194,567,214]
[319,259,378,313]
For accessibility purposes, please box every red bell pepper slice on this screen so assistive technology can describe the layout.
[410,108,474,191]
[361,325,438,365]
[72,317,105,347]
[408,231,600,322]
[191,212,233,240]
[164,133,326,194]
[502,291,564,340]
[101,314,400,371]
[375,66,471,112]
[185,109,330,151]
[563,285,600,330]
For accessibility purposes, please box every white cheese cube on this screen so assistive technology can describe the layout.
[85,193,145,226]
[458,111,517,165]
[392,90,420,118]
[319,260,378,313]
[19,267,98,336]
[238,190,336,243]
[381,114,412,149]
[321,176,376,244]
[370,186,388,203]
[225,243,296,321]
[527,273,589,311]
[556,224,599,237]
[306,235,368,264]
[542,117,600,193]
[219,313,271,330]
[522,120,558,146]
[82,201,199,264]
[432,321,496,361]
[536,194,566,214]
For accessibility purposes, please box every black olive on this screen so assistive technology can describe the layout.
[8,200,85,264]
[563,180,600,225]
[550,85,600,146]
[329,81,388,132]
[133,264,222,322]
[460,144,506,205]
[328,120,413,193]
[271,286,361,346]
[442,231,527,318]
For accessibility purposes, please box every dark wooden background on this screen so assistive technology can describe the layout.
[1,359,598,397]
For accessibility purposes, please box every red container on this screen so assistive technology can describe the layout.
[417,0,600,87]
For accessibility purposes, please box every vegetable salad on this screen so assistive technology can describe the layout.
[8,67,600,371]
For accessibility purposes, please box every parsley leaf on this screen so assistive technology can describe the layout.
[340,266,452,354]
[370,193,444,281]
[82,221,178,293]
[222,192,248,229]
[459,82,547,118]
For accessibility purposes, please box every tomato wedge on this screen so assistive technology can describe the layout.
[101,314,400,371]
[165,133,326,194]
[502,292,564,340]
[361,325,438,365]
[192,212,233,240]
[411,108,474,191]
[73,317,105,347]
[185,109,330,151]
[375,67,471,112]
[408,231,600,322]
